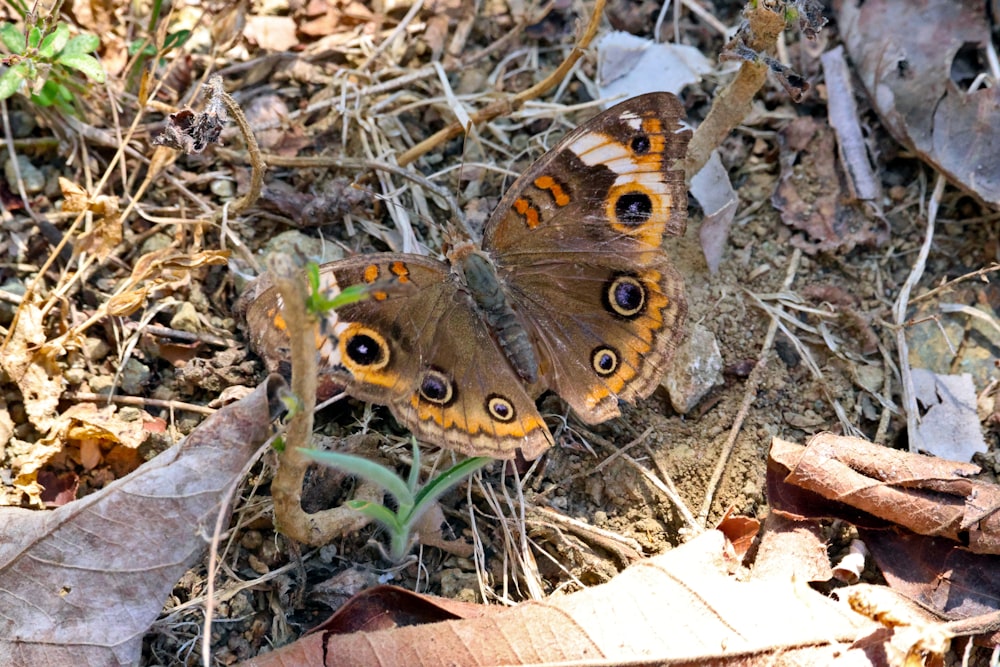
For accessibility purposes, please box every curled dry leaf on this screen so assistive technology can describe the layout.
[0,375,285,667]
[59,177,122,261]
[770,434,1000,647]
[239,530,882,667]
[768,433,1000,554]
[103,248,230,319]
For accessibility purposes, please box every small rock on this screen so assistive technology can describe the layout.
[139,233,173,256]
[4,154,45,194]
[82,336,110,362]
[438,568,480,603]
[240,530,263,550]
[90,375,115,395]
[170,301,201,333]
[63,367,87,385]
[6,110,36,138]
[662,324,724,414]
[210,179,235,199]
[262,230,344,266]
[0,279,26,325]
[119,358,151,394]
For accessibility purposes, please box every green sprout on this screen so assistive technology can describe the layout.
[305,262,370,314]
[0,18,105,114]
[125,0,190,88]
[300,440,492,561]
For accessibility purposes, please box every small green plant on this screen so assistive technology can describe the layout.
[304,262,369,315]
[300,440,492,561]
[0,17,105,113]
[125,0,190,89]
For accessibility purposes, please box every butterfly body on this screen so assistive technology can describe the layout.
[242,93,691,459]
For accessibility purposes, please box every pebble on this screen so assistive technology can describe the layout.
[0,279,26,325]
[662,324,724,414]
[119,358,151,394]
[4,154,45,194]
[261,230,344,266]
[6,110,36,138]
[170,301,201,333]
[83,336,111,362]
[140,233,173,255]
[210,179,235,199]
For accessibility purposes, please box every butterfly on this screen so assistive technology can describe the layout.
[242,92,690,460]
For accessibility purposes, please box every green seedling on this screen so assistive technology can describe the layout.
[305,262,369,314]
[0,19,105,114]
[300,440,492,560]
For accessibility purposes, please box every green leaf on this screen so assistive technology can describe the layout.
[56,52,105,83]
[127,39,157,57]
[346,500,403,533]
[411,457,491,514]
[0,23,25,54]
[162,29,191,50]
[31,78,59,106]
[38,23,69,59]
[0,61,28,99]
[55,80,73,102]
[26,25,40,50]
[62,32,100,55]
[299,448,414,506]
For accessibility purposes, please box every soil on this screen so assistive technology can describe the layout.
[1,0,998,665]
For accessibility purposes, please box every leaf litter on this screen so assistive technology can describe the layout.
[0,0,998,664]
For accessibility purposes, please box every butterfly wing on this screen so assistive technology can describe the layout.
[242,255,553,459]
[482,92,690,423]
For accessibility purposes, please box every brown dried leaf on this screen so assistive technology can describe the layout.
[859,529,1000,646]
[0,303,65,436]
[839,0,1000,205]
[239,530,882,667]
[768,433,1000,555]
[0,375,285,666]
[772,116,886,254]
[59,178,122,260]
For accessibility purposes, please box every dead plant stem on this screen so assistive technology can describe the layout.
[395,0,605,167]
[894,174,946,452]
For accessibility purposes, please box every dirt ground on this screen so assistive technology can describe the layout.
[1,0,998,664]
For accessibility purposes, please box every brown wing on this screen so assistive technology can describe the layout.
[481,93,690,422]
[242,255,553,459]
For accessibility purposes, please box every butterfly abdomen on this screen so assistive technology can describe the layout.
[457,249,539,384]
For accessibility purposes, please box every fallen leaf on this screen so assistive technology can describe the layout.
[596,31,712,101]
[59,177,122,261]
[859,529,1000,646]
[239,530,882,667]
[690,150,738,273]
[0,375,285,666]
[768,434,1000,555]
[244,15,300,52]
[910,369,988,461]
[839,0,1000,205]
[0,302,66,436]
[772,116,886,253]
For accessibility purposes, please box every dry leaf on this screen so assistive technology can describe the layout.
[239,530,882,667]
[839,0,1000,205]
[0,375,285,666]
[0,302,66,436]
[910,369,987,461]
[768,433,1000,555]
[244,15,299,51]
[59,177,122,260]
[772,116,886,253]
